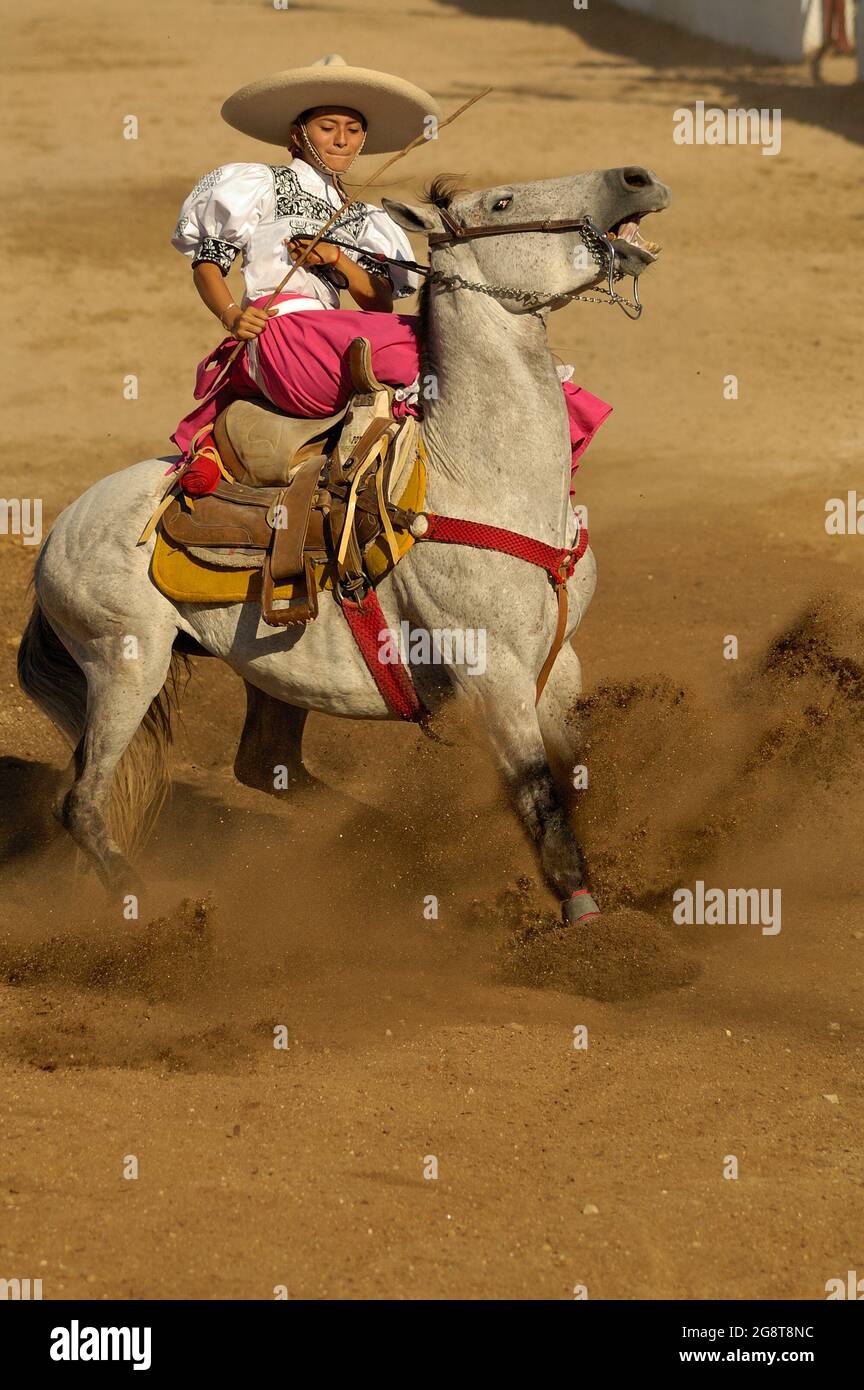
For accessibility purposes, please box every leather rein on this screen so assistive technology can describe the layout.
[322,207,643,319]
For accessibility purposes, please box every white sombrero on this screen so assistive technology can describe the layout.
[221,54,441,155]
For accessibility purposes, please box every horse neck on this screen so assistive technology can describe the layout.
[418,280,572,540]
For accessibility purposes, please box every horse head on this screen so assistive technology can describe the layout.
[384,165,670,313]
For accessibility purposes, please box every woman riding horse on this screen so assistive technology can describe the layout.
[171,54,611,495]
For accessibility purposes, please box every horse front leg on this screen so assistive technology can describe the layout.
[537,550,595,795]
[536,641,584,798]
[482,681,600,924]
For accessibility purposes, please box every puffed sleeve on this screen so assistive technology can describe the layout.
[356,206,422,299]
[171,163,273,275]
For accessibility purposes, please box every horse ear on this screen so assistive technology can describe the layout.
[382,198,443,236]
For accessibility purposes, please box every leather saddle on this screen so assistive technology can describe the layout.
[156,339,422,627]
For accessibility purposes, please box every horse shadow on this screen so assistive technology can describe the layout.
[434,0,864,148]
[0,756,66,866]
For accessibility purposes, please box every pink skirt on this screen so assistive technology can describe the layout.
[172,293,611,493]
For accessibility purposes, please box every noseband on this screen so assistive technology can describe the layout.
[425,206,643,320]
[426,207,602,246]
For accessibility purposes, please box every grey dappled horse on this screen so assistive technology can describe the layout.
[18,165,669,927]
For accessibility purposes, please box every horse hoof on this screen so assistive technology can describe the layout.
[99,855,145,901]
[562,889,601,925]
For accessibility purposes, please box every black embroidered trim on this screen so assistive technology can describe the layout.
[269,164,396,291]
[352,250,395,287]
[270,165,367,230]
[389,272,414,300]
[192,236,240,276]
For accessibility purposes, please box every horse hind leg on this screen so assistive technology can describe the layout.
[62,631,183,893]
[233,681,313,796]
[19,603,180,894]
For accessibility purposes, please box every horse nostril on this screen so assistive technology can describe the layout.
[620,166,653,190]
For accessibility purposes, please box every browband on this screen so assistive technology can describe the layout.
[426,206,593,247]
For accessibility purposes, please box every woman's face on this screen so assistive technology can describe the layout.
[298,107,366,171]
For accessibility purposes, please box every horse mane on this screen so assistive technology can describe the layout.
[416,175,467,372]
[421,174,466,210]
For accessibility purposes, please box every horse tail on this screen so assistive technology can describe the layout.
[17,596,189,855]
[17,600,87,744]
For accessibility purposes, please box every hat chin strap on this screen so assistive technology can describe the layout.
[298,122,367,189]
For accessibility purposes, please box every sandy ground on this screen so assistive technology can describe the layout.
[1,0,863,1300]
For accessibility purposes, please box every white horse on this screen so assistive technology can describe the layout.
[18,165,669,929]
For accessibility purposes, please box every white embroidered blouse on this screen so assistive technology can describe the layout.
[171,157,420,308]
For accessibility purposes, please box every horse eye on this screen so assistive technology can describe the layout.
[493,195,512,212]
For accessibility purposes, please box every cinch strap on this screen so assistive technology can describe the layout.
[417,512,588,706]
[340,589,428,725]
[339,504,588,728]
[421,513,587,585]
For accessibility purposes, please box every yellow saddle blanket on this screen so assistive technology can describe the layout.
[150,449,426,606]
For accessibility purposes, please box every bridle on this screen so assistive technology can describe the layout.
[318,205,645,318]
[424,206,644,319]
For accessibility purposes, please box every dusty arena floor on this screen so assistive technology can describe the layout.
[1,0,862,1299]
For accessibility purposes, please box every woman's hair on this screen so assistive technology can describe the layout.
[295,106,368,130]
[288,107,368,154]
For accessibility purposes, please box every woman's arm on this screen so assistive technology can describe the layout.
[192,261,275,339]
[285,237,393,312]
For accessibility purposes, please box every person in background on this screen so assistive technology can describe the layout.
[811,0,856,82]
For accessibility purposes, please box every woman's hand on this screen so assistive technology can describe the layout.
[225,304,276,340]
[280,234,392,311]
[284,236,340,268]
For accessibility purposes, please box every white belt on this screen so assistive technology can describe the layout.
[243,295,328,394]
[247,296,327,318]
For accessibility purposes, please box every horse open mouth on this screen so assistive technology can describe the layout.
[607,211,662,259]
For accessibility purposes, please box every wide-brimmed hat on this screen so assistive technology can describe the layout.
[221,54,441,155]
